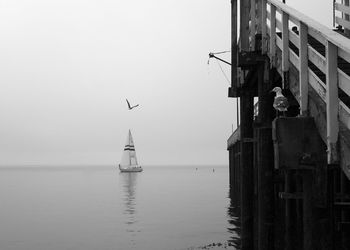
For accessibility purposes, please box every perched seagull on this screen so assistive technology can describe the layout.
[271,87,289,116]
[126,99,139,110]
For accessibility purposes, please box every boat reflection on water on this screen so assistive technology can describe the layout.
[120,172,141,246]
[227,186,241,249]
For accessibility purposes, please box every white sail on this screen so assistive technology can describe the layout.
[119,130,142,172]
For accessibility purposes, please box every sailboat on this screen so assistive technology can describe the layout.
[119,130,143,172]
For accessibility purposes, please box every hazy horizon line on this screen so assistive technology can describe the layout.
[0,163,228,168]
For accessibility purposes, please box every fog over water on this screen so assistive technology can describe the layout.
[0,0,331,166]
[0,165,239,250]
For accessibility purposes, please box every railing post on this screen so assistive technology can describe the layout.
[299,22,308,115]
[326,41,339,164]
[282,11,289,88]
[269,4,276,67]
[261,0,267,54]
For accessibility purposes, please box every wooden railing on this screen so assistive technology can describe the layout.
[247,0,350,163]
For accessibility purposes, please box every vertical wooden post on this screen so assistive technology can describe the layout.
[282,11,289,88]
[257,63,274,250]
[240,88,255,250]
[231,0,238,95]
[299,22,308,115]
[285,171,298,250]
[269,4,276,67]
[238,142,242,205]
[256,0,262,34]
[303,170,314,250]
[328,165,336,250]
[241,0,250,51]
[229,148,233,186]
[341,172,350,248]
[239,3,254,245]
[261,0,267,54]
[250,0,256,50]
[326,41,339,163]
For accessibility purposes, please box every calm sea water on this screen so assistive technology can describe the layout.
[0,165,240,250]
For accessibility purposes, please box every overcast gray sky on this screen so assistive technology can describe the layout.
[0,0,332,166]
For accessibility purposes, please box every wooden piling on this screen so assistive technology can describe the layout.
[256,63,275,250]
[302,170,314,250]
[284,171,298,250]
[340,171,350,248]
[240,87,255,250]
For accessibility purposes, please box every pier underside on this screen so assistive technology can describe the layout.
[227,58,350,249]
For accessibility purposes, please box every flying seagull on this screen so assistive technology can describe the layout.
[126,99,139,110]
[271,87,289,116]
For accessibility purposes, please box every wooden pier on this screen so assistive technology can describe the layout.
[227,0,350,249]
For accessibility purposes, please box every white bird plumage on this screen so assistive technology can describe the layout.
[271,87,289,115]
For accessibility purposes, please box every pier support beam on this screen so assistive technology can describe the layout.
[240,87,255,250]
[303,170,314,250]
[256,63,275,250]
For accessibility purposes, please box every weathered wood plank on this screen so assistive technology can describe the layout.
[308,68,326,101]
[289,29,300,49]
[308,45,326,74]
[339,47,350,63]
[340,101,350,130]
[326,41,339,163]
[299,22,309,115]
[289,49,300,69]
[338,69,350,97]
[308,28,327,46]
